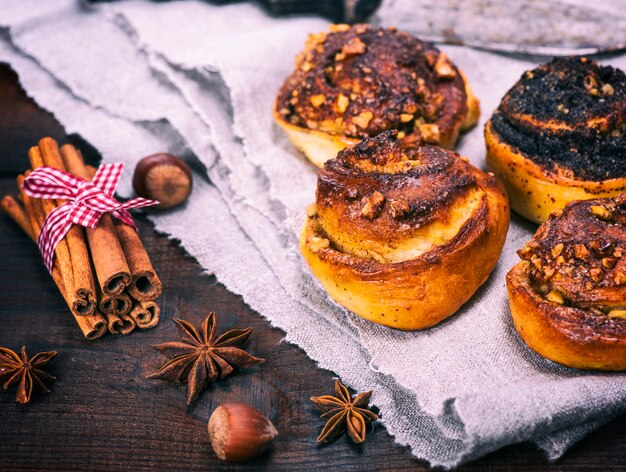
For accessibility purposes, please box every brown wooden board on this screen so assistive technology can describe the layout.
[0,63,624,470]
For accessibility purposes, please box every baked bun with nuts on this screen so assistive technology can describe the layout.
[275,24,480,167]
[300,131,509,330]
[507,195,626,371]
[486,57,626,224]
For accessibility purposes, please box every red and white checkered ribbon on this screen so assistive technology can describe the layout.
[22,163,157,272]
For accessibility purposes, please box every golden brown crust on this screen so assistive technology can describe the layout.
[507,195,626,370]
[275,24,480,167]
[301,131,509,330]
[486,57,626,223]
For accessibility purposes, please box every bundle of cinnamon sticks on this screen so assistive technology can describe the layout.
[1,138,162,339]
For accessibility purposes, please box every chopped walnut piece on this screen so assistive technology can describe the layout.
[335,94,350,114]
[546,290,565,305]
[608,309,626,319]
[418,123,440,144]
[551,243,564,259]
[591,205,612,221]
[389,199,410,219]
[361,191,385,220]
[309,235,330,252]
[353,111,374,129]
[301,62,313,72]
[329,24,350,33]
[308,32,327,45]
[531,256,543,271]
[542,265,556,281]
[310,95,326,108]
[434,53,456,79]
[340,37,367,59]
[615,272,626,285]
[517,244,534,260]
[574,244,589,259]
[589,267,603,283]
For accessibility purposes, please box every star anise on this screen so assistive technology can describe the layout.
[311,380,379,444]
[148,312,264,405]
[0,345,57,405]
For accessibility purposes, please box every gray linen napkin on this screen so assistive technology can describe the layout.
[1,0,625,467]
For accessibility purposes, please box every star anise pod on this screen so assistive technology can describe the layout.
[148,312,264,405]
[311,380,379,444]
[0,345,57,405]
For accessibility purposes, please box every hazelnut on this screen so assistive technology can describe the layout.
[208,403,278,462]
[602,257,617,269]
[133,154,192,209]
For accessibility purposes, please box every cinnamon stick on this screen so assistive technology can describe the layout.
[99,292,132,316]
[113,220,163,301]
[8,182,106,340]
[118,313,137,335]
[104,311,136,335]
[59,143,132,296]
[84,164,162,301]
[129,300,160,329]
[28,139,97,316]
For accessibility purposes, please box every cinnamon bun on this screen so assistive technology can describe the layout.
[301,131,509,330]
[486,57,626,224]
[507,195,626,371]
[275,24,480,167]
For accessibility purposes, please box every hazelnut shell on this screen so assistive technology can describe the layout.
[207,403,278,462]
[132,153,192,209]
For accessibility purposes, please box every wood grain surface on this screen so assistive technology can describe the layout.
[0,63,624,471]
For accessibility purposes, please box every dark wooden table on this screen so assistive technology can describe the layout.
[0,63,624,471]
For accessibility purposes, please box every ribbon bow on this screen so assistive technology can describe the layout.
[22,163,157,272]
